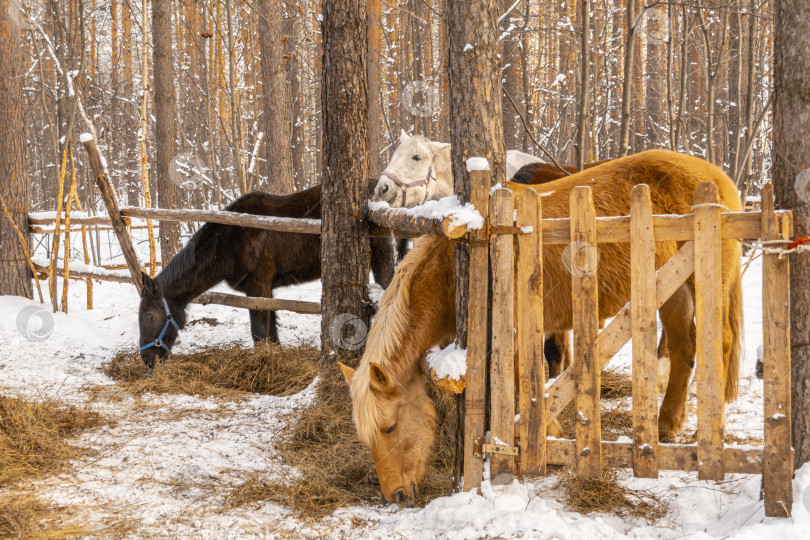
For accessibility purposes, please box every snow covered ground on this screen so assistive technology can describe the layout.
[2,254,810,538]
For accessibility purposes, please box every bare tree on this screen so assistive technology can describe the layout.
[259,0,295,194]
[320,0,372,366]
[153,0,182,261]
[773,0,810,470]
[0,0,32,298]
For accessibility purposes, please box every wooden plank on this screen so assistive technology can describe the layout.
[463,169,491,493]
[194,292,321,314]
[515,189,546,477]
[81,137,144,292]
[761,182,793,517]
[121,206,322,234]
[693,182,725,481]
[545,439,764,474]
[29,215,119,227]
[539,211,787,245]
[545,241,695,422]
[489,188,516,481]
[570,187,601,478]
[630,185,658,478]
[368,207,468,238]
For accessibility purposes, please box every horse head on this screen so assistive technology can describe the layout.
[340,360,437,506]
[373,130,452,208]
[138,272,185,368]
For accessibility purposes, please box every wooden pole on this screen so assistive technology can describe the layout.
[630,184,659,478]
[693,182,725,481]
[81,136,143,292]
[367,207,469,238]
[761,182,793,517]
[489,188,516,480]
[463,168,491,493]
[515,188,546,477]
[570,186,601,479]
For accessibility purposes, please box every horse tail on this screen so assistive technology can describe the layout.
[724,251,744,403]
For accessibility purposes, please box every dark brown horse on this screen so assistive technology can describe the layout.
[138,181,395,367]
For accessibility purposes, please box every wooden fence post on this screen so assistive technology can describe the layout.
[516,189,546,477]
[81,137,143,292]
[630,184,659,478]
[490,188,516,480]
[570,187,601,478]
[693,182,725,481]
[761,182,793,517]
[463,168,491,493]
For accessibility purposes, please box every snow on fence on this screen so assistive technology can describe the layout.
[449,168,793,518]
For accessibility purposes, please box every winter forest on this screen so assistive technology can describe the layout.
[2,0,810,538]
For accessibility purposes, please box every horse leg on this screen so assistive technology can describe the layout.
[544,332,571,378]
[657,282,696,440]
[245,280,278,343]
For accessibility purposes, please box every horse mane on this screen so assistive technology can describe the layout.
[350,235,446,445]
[154,224,217,292]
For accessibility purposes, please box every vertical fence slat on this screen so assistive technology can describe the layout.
[490,188,516,481]
[630,184,659,478]
[570,187,601,478]
[516,189,545,477]
[463,169,491,493]
[761,182,793,517]
[693,182,725,481]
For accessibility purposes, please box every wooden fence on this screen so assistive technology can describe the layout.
[461,169,793,518]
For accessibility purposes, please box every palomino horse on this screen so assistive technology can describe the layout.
[341,150,743,505]
[138,180,396,368]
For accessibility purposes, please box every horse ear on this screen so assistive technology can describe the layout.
[399,129,410,143]
[140,272,159,298]
[338,362,355,384]
[369,361,397,396]
[429,141,450,155]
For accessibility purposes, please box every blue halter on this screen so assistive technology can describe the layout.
[139,297,180,353]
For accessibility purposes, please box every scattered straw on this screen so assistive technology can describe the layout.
[600,369,633,399]
[103,342,320,399]
[557,469,668,521]
[0,492,87,539]
[225,365,458,517]
[0,395,104,487]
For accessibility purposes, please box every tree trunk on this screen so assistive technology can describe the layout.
[447,0,505,492]
[367,0,383,177]
[575,0,591,169]
[320,0,372,367]
[0,0,32,298]
[773,0,810,469]
[152,0,183,262]
[618,0,637,157]
[259,0,295,194]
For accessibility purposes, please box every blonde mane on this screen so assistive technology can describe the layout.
[349,236,448,445]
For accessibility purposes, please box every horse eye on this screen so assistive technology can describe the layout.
[412,155,421,161]
[386,423,397,434]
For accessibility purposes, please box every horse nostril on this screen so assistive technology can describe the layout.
[379,184,389,195]
[394,489,407,504]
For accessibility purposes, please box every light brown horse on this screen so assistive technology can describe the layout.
[340,150,743,505]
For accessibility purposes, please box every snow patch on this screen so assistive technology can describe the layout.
[369,196,485,230]
[466,156,490,172]
[426,343,467,380]
[79,132,94,143]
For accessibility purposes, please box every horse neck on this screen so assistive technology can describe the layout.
[155,233,225,308]
[363,237,456,384]
[430,146,454,200]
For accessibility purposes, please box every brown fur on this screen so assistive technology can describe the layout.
[510,159,613,185]
[344,150,743,502]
